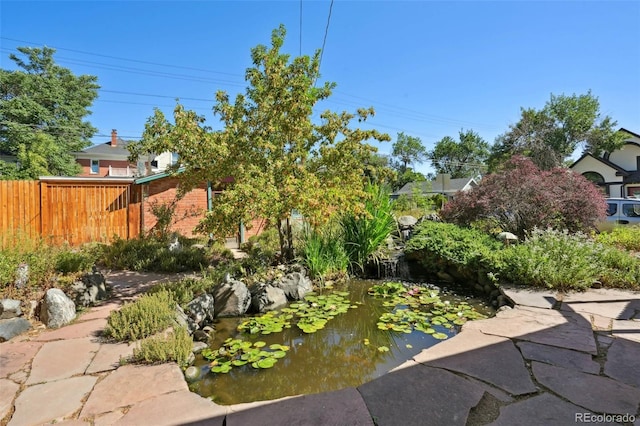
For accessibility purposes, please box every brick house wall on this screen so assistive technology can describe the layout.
[142,177,208,238]
[77,159,139,177]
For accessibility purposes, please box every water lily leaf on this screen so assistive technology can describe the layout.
[363,338,370,345]
[269,344,282,350]
[406,344,413,349]
[377,346,390,352]
[271,350,287,358]
[254,341,266,348]
[232,360,248,366]
[256,358,277,368]
[432,332,448,340]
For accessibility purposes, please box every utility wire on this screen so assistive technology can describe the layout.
[317,0,334,75]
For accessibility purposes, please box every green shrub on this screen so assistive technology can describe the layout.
[55,248,98,274]
[105,290,177,341]
[100,236,210,272]
[148,276,218,308]
[298,224,349,280]
[131,326,193,366]
[499,228,601,290]
[597,246,640,289]
[0,232,59,294]
[241,228,280,266]
[340,184,396,274]
[596,226,640,252]
[405,221,503,275]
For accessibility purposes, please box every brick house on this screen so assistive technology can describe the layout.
[135,171,267,244]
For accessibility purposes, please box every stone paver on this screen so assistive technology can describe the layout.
[488,393,613,426]
[463,376,514,403]
[358,364,484,426]
[532,361,640,415]
[27,337,100,385]
[561,288,640,303]
[33,318,107,342]
[612,319,640,342]
[516,341,600,374]
[604,337,640,388]
[561,300,640,321]
[85,342,134,374]
[80,363,187,418]
[114,390,228,426]
[0,341,43,378]
[228,388,372,426]
[78,302,121,321]
[501,286,558,309]
[8,375,97,426]
[0,378,20,421]
[464,306,597,354]
[414,329,536,395]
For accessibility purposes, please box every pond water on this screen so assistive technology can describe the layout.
[188,279,493,405]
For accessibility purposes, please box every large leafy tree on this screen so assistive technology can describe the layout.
[488,91,624,172]
[130,25,389,260]
[441,156,607,238]
[391,132,427,173]
[0,47,99,179]
[429,129,489,178]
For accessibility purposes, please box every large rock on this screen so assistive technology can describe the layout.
[0,299,22,319]
[212,279,251,317]
[40,288,76,329]
[397,215,418,229]
[174,305,197,334]
[0,317,31,342]
[274,271,312,301]
[250,284,288,313]
[69,270,109,307]
[185,293,215,328]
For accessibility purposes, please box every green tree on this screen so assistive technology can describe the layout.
[429,129,489,178]
[488,91,624,171]
[391,132,427,173]
[130,25,389,260]
[0,47,99,179]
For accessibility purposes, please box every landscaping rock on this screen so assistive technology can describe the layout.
[174,305,197,334]
[397,215,418,229]
[40,288,76,329]
[14,262,28,288]
[213,279,251,317]
[250,284,288,313]
[69,270,109,307]
[184,366,200,382]
[192,341,208,354]
[273,271,312,301]
[186,293,215,329]
[497,232,518,243]
[0,317,31,342]
[0,299,22,319]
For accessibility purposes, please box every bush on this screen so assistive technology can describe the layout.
[105,290,177,341]
[596,226,640,252]
[597,246,640,289]
[498,228,601,290]
[298,224,349,280]
[55,248,99,274]
[404,221,503,277]
[148,276,218,308]
[441,156,607,238]
[131,326,192,366]
[241,228,280,266]
[340,184,396,274]
[100,236,210,272]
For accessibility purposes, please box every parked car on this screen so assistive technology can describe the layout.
[600,198,640,231]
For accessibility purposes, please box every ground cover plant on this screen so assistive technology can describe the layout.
[131,326,193,366]
[105,290,177,341]
[596,226,640,252]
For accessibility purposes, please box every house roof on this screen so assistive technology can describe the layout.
[569,152,629,176]
[392,177,477,197]
[74,138,132,159]
[134,167,185,184]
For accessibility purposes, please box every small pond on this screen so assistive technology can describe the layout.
[188,279,493,405]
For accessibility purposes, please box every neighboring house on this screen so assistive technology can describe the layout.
[74,129,179,178]
[74,130,146,177]
[570,128,640,198]
[392,174,479,200]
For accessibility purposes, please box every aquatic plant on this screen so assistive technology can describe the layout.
[201,338,291,373]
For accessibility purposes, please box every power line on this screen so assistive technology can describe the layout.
[317,0,334,75]
[99,89,214,102]
[0,36,242,78]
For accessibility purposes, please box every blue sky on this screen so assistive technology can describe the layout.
[1,1,639,175]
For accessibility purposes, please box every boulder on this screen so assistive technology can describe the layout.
[497,232,518,244]
[69,270,109,307]
[40,289,76,329]
[0,299,22,319]
[250,284,288,313]
[397,215,418,229]
[273,271,312,301]
[212,279,251,317]
[0,317,31,342]
[14,263,29,288]
[174,305,197,334]
[185,294,215,329]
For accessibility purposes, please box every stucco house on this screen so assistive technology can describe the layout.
[570,128,640,198]
[391,174,479,200]
[74,129,178,177]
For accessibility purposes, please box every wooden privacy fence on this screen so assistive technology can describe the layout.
[1,178,141,247]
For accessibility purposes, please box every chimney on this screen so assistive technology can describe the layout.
[111,129,117,147]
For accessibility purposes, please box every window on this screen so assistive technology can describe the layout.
[171,152,179,165]
[90,159,99,174]
[606,203,617,217]
[622,203,640,218]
